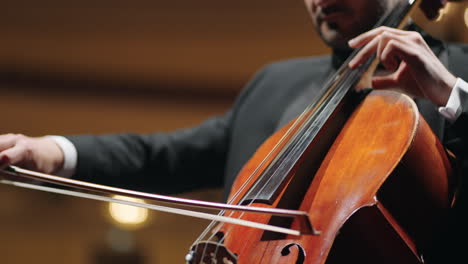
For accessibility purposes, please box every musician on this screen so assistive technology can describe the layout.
[0,0,467,262]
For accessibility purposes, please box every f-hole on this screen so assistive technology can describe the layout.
[281,243,306,264]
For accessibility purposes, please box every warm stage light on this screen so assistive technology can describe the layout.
[465,8,468,28]
[108,195,149,230]
[412,2,468,43]
[435,3,451,22]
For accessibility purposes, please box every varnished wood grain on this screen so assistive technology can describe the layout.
[217,91,453,264]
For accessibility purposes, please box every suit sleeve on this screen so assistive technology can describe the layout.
[65,113,232,194]
[64,66,271,194]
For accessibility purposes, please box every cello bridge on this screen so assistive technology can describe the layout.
[186,241,238,264]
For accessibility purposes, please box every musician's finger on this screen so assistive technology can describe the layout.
[0,155,10,170]
[0,143,30,167]
[348,26,410,49]
[376,32,404,71]
[383,39,423,71]
[0,133,21,151]
[371,67,402,90]
[348,35,382,69]
[372,75,399,91]
[350,30,418,71]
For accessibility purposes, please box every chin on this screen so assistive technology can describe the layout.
[320,29,349,51]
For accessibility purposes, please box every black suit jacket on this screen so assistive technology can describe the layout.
[67,41,468,263]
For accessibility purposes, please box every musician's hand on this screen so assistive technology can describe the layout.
[0,134,64,173]
[348,26,457,106]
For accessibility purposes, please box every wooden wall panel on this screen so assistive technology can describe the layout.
[0,0,329,94]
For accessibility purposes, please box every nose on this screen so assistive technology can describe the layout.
[311,0,337,7]
[306,0,336,12]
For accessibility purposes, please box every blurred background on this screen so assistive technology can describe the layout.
[0,1,466,263]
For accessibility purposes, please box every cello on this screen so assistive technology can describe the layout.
[185,0,457,263]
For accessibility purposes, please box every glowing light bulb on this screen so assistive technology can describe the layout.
[465,8,468,28]
[108,195,149,229]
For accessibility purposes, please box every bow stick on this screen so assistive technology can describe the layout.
[0,166,319,236]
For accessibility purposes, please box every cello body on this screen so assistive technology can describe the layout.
[198,90,454,264]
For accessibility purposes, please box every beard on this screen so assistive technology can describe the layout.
[314,0,393,52]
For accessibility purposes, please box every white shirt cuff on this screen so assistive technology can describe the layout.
[47,135,77,178]
[438,78,468,121]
